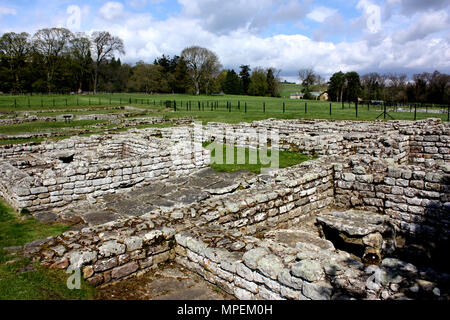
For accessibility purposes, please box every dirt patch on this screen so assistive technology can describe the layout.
[94,262,235,300]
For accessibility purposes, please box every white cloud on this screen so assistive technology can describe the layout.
[2,0,450,78]
[394,10,449,43]
[177,0,313,34]
[0,6,17,17]
[94,12,449,78]
[99,2,125,21]
[126,0,166,9]
[178,0,274,34]
[273,0,312,22]
[307,6,337,23]
[399,0,449,15]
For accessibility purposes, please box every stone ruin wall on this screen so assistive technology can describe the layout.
[19,159,339,296]
[23,153,449,299]
[334,156,450,242]
[1,118,449,300]
[158,157,335,234]
[22,216,178,287]
[0,118,448,227]
[0,132,209,213]
[202,119,426,162]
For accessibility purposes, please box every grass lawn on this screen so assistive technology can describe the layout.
[0,138,45,145]
[0,85,448,143]
[0,120,109,135]
[0,199,95,300]
[279,83,304,98]
[203,142,314,173]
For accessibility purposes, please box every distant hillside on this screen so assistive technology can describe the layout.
[280,83,328,98]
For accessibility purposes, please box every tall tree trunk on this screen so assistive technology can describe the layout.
[94,67,98,94]
[14,73,19,93]
[47,71,51,94]
[195,79,200,95]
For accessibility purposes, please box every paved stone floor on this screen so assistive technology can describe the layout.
[94,262,235,300]
[45,168,255,228]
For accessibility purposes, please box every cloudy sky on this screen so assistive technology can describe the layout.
[0,0,449,82]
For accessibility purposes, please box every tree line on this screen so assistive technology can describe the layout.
[0,29,280,97]
[325,70,450,104]
[2,27,448,103]
[0,28,125,94]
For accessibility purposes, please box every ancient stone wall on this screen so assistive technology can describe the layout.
[173,228,369,300]
[23,216,177,287]
[19,158,346,298]
[1,118,449,218]
[2,118,450,300]
[164,158,335,235]
[334,155,450,241]
[402,124,450,164]
[0,133,209,213]
[203,119,422,162]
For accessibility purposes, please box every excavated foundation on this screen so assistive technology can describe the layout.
[1,118,449,300]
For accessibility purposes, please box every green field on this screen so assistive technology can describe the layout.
[0,85,448,140]
[204,142,314,173]
[0,200,95,300]
[279,83,303,98]
[1,93,446,121]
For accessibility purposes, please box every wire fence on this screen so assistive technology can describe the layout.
[0,94,449,122]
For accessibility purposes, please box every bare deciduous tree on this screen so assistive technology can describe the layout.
[298,68,317,92]
[70,33,92,93]
[181,46,221,95]
[32,28,73,93]
[91,31,125,94]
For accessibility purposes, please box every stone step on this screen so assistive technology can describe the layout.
[317,209,392,237]
[316,209,397,264]
[264,229,334,251]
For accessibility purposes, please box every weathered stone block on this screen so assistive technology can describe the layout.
[302,281,333,300]
[242,247,268,270]
[94,257,118,272]
[124,236,143,252]
[291,260,324,282]
[256,254,284,280]
[98,240,126,257]
[111,261,138,279]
